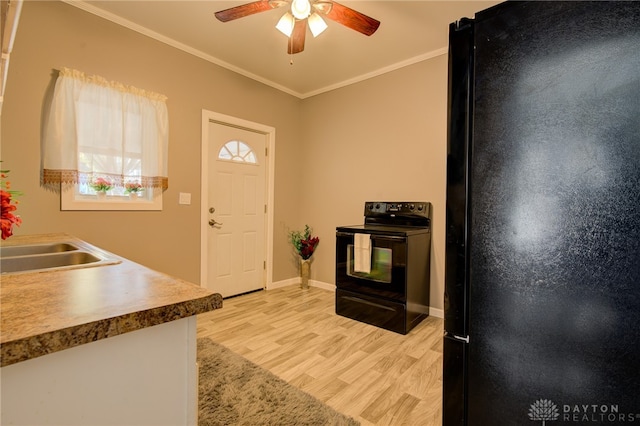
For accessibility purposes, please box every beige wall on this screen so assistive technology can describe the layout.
[2,1,448,312]
[299,57,448,311]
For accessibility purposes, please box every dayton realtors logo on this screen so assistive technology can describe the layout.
[529,399,560,425]
[528,399,639,424]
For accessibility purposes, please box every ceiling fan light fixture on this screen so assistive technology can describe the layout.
[214,0,380,55]
[308,13,327,37]
[290,0,311,20]
[275,12,295,37]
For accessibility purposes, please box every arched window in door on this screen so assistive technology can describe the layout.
[218,140,257,164]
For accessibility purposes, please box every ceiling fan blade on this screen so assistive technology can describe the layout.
[288,19,307,54]
[323,1,380,36]
[215,1,275,23]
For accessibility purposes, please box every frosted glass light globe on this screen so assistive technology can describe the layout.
[291,0,311,19]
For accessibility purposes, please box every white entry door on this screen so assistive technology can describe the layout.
[206,121,267,297]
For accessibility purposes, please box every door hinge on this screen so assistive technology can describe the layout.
[264,204,267,213]
[263,260,266,270]
[265,147,268,156]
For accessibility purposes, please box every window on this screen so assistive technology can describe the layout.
[218,140,257,164]
[42,68,168,210]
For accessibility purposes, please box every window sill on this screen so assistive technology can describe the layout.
[61,188,163,211]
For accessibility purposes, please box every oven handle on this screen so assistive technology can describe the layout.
[336,232,406,242]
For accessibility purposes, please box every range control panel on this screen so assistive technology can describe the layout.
[364,201,431,218]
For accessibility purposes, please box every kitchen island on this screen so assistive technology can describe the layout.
[0,233,222,425]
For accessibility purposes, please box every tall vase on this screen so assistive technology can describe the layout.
[300,258,311,289]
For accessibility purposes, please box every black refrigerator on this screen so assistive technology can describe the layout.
[443,2,640,425]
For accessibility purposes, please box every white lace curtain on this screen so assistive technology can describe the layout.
[43,68,169,190]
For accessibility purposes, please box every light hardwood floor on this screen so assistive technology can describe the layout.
[197,285,444,425]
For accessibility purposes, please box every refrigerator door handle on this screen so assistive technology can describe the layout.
[449,334,470,344]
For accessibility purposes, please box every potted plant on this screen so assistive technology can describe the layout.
[90,177,112,197]
[125,181,143,199]
[289,225,320,289]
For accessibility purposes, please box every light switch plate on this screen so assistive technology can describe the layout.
[178,192,191,205]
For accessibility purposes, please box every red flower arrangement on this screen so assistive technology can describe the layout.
[1,165,23,240]
[289,225,320,260]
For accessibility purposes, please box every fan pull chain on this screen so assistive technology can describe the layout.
[289,37,294,65]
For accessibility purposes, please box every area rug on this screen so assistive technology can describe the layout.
[197,337,360,426]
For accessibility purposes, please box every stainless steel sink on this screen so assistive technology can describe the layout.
[1,251,103,273]
[0,240,121,274]
[0,242,79,257]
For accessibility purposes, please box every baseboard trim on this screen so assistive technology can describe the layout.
[268,278,336,292]
[267,278,299,290]
[429,307,444,319]
[268,279,444,319]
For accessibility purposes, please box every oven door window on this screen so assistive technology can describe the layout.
[346,245,392,283]
[335,232,407,302]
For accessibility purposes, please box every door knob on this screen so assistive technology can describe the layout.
[209,219,223,227]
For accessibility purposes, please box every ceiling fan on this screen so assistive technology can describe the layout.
[214,0,380,54]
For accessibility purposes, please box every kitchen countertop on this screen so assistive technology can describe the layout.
[0,233,223,367]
